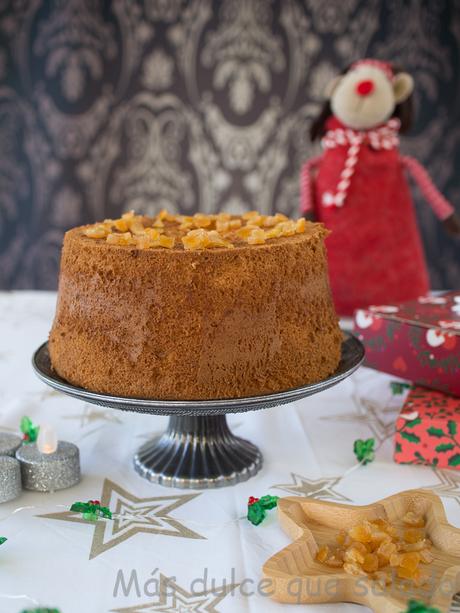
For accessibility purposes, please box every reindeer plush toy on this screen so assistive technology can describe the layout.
[301,59,460,316]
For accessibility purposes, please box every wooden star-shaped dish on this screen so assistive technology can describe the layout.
[263,490,460,612]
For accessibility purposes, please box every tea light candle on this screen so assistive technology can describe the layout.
[0,432,22,457]
[0,456,22,503]
[16,425,80,492]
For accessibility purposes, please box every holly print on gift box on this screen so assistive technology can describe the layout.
[394,386,460,469]
[354,291,460,397]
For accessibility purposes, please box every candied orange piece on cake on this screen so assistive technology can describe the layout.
[247,228,266,245]
[158,235,175,249]
[114,218,129,232]
[193,213,212,228]
[84,224,109,239]
[296,218,307,233]
[106,232,134,246]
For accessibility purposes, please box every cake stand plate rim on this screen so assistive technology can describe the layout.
[32,332,364,416]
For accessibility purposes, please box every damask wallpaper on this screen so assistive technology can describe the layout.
[0,0,459,289]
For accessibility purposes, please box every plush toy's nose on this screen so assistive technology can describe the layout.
[356,79,375,96]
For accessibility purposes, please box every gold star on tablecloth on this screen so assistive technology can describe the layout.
[39,479,205,559]
[429,468,460,507]
[272,473,351,502]
[111,573,238,612]
[321,396,398,442]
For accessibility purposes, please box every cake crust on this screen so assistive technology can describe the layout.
[49,218,342,400]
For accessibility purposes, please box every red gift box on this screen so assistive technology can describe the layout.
[353,291,460,397]
[394,386,460,469]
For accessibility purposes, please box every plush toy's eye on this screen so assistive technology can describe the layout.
[355,80,375,96]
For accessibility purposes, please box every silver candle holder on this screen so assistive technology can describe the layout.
[16,425,80,492]
[0,432,22,457]
[0,456,22,502]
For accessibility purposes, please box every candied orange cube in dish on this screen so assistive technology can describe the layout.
[325,553,344,568]
[344,546,365,565]
[399,552,421,572]
[362,553,379,573]
[343,562,363,576]
[348,523,373,544]
[336,531,347,546]
[404,528,424,544]
[397,566,421,581]
[316,545,329,563]
[403,511,425,528]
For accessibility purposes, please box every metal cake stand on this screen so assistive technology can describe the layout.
[32,332,364,489]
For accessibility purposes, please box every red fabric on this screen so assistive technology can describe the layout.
[401,156,454,220]
[300,155,321,214]
[311,117,430,315]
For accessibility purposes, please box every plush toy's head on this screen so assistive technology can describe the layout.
[311,60,415,140]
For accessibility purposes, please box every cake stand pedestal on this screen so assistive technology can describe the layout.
[32,332,364,489]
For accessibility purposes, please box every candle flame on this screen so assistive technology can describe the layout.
[37,424,58,454]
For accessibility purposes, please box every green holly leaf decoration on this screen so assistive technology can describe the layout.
[247,495,279,526]
[20,416,40,443]
[395,442,402,453]
[70,500,112,522]
[404,418,422,428]
[0,537,6,546]
[435,443,455,453]
[448,454,460,466]
[400,431,420,444]
[258,495,279,510]
[402,599,440,612]
[353,438,375,465]
[391,381,412,395]
[427,427,445,438]
[448,420,458,436]
[247,501,266,526]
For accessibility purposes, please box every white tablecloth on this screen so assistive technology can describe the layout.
[1,291,460,613]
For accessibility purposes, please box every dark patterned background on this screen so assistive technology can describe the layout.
[0,0,459,290]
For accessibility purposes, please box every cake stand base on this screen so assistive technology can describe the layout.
[33,332,365,489]
[133,415,262,488]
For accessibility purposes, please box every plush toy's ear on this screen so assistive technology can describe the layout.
[393,72,414,103]
[324,75,342,99]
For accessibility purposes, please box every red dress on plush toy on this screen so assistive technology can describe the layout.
[301,59,458,316]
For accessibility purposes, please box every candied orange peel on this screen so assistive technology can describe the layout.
[315,511,432,587]
[83,209,309,250]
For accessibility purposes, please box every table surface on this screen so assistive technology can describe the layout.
[1,291,460,613]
